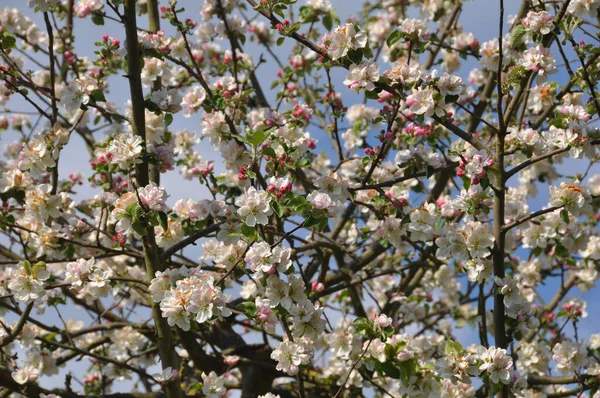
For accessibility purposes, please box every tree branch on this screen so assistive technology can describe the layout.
[123,2,182,397]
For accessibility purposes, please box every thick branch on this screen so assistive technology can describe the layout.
[502,206,561,232]
[0,302,34,348]
[159,222,222,263]
[123,2,182,397]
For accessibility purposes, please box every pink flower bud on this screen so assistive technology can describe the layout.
[311,281,324,292]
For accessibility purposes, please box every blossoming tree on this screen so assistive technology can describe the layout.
[1,0,600,396]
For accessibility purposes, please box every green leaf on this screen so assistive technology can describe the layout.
[386,30,402,47]
[304,215,318,228]
[379,362,401,379]
[276,36,285,46]
[31,261,46,278]
[246,129,271,146]
[44,332,59,342]
[273,7,286,18]
[297,158,311,168]
[64,244,75,259]
[165,113,173,127]
[398,359,419,385]
[510,24,527,49]
[158,212,169,231]
[92,14,105,26]
[554,243,568,257]
[262,147,277,159]
[362,156,371,168]
[214,96,226,110]
[48,296,67,306]
[241,223,256,239]
[90,89,106,103]
[132,221,148,237]
[365,89,381,100]
[187,382,204,394]
[347,48,363,64]
[22,260,32,275]
[271,201,284,218]
[305,215,326,229]
[238,301,258,317]
[286,195,306,209]
[353,317,372,335]
[444,339,463,356]
[445,94,459,104]
[384,343,396,359]
[316,217,329,231]
[532,247,543,257]
[480,177,490,190]
[0,32,16,50]
[145,99,159,113]
[491,381,504,396]
[560,209,570,224]
[462,177,471,191]
[127,202,141,219]
[322,14,333,31]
